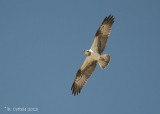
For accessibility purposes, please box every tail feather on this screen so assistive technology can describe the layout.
[98,54,110,69]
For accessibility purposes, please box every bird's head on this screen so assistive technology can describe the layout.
[83,50,91,56]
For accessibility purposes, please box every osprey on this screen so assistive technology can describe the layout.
[71,15,114,95]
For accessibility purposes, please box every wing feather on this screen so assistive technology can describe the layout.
[91,15,114,54]
[71,56,97,95]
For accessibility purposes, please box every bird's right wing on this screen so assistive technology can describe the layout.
[71,56,97,95]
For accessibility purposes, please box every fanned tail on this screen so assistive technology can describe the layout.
[98,54,110,69]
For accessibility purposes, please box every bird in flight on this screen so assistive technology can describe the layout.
[71,15,115,96]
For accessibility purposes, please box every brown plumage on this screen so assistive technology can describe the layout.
[91,15,114,54]
[71,15,114,96]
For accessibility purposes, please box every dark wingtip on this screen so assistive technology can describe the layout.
[102,14,115,24]
[71,82,81,96]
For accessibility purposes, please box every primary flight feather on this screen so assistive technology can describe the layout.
[71,15,115,96]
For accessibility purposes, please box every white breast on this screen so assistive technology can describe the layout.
[89,49,93,52]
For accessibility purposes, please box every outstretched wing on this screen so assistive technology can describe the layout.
[91,15,114,54]
[71,56,97,96]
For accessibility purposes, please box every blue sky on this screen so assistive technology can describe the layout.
[0,0,160,114]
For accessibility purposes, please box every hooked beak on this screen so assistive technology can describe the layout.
[82,50,85,52]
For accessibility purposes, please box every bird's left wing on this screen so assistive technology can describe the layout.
[71,56,97,95]
[91,15,114,54]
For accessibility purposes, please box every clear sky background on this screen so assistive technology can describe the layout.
[0,0,160,114]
